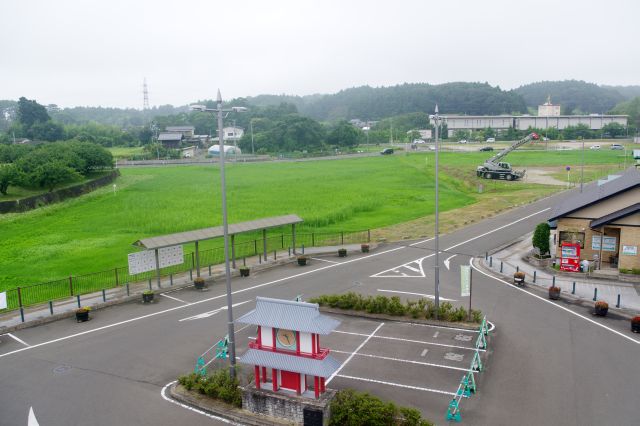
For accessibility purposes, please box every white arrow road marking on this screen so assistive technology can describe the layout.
[371,207,551,278]
[377,289,457,302]
[420,349,429,357]
[28,407,39,426]
[444,254,457,270]
[371,254,433,278]
[179,300,251,322]
[433,331,439,338]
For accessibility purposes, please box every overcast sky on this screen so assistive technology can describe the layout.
[1,0,638,108]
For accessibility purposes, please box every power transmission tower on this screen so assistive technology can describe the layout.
[143,78,150,111]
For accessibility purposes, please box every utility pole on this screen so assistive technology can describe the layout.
[250,119,255,155]
[430,105,442,319]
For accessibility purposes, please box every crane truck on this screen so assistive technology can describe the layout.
[476,132,539,180]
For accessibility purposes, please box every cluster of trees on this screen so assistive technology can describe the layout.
[610,96,640,132]
[0,142,112,194]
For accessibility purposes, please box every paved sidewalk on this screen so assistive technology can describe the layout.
[0,243,367,333]
[481,233,640,314]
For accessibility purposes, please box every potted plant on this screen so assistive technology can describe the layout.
[361,244,370,253]
[239,266,250,277]
[297,255,308,266]
[194,276,206,290]
[142,290,154,303]
[75,306,90,322]
[338,248,347,257]
[631,316,640,333]
[594,300,609,316]
[513,271,525,286]
[548,285,561,300]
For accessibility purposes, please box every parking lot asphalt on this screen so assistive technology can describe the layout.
[1,188,639,425]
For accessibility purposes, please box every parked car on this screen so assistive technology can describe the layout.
[479,146,494,152]
[458,139,467,144]
[380,148,394,155]
[610,144,624,150]
[590,144,601,150]
[486,137,496,143]
[413,139,426,144]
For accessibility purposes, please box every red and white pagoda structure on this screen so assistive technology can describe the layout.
[237,297,341,399]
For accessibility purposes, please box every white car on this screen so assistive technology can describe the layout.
[590,145,601,150]
[458,139,467,144]
[486,137,496,143]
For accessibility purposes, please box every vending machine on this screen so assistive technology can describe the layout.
[560,242,581,272]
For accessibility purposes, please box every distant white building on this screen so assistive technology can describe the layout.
[538,96,561,116]
[208,144,241,156]
[212,126,244,142]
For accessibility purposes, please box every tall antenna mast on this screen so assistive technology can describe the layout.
[143,78,150,111]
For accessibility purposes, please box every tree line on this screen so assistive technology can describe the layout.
[0,141,113,195]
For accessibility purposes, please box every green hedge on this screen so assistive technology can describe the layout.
[309,292,482,323]
[178,369,242,408]
[330,389,433,426]
[619,268,640,275]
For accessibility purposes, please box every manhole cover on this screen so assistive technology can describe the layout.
[53,365,71,374]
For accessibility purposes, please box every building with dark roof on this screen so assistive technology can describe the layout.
[237,297,341,399]
[548,166,640,271]
[157,132,182,149]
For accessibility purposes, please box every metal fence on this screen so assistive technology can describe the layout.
[1,229,370,312]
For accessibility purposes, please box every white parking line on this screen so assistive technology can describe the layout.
[377,289,457,302]
[331,349,468,372]
[327,323,384,384]
[161,381,238,424]
[310,257,339,264]
[335,374,457,397]
[471,258,640,345]
[334,330,483,352]
[179,300,251,322]
[420,349,429,357]
[0,246,405,360]
[3,333,30,347]
[161,293,187,303]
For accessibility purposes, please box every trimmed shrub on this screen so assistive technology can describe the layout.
[329,389,433,426]
[177,368,242,407]
[309,293,481,323]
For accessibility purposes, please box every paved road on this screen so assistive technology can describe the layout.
[1,190,638,426]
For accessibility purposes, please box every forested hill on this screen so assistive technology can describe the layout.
[515,80,625,114]
[602,85,640,100]
[248,82,527,121]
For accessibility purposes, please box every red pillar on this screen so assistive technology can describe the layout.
[262,366,267,383]
[254,366,260,389]
[320,377,325,393]
[316,334,320,352]
[257,326,262,346]
[311,333,316,355]
[314,376,320,399]
[272,369,278,391]
[272,328,276,350]
[296,331,300,355]
[296,373,301,395]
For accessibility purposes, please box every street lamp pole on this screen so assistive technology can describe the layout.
[250,119,255,155]
[190,93,247,380]
[217,90,237,378]
[430,105,441,319]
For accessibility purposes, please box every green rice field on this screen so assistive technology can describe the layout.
[0,148,632,291]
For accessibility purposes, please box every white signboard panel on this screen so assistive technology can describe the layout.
[622,245,637,256]
[0,291,7,310]
[127,245,184,274]
[128,250,156,275]
[460,265,471,297]
[591,236,617,252]
[159,245,184,268]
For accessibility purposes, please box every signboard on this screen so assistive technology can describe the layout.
[0,291,7,310]
[622,245,638,256]
[591,236,617,252]
[128,245,184,274]
[460,265,471,297]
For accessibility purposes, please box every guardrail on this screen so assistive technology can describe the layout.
[445,316,490,422]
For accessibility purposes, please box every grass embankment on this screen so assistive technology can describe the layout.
[0,149,628,290]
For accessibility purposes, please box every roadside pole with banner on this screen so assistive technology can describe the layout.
[461,265,472,321]
[0,291,7,310]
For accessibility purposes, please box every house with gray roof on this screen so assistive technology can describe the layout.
[157,132,182,149]
[237,297,341,399]
[548,166,640,272]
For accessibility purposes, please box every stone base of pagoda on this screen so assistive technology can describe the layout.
[242,383,336,425]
